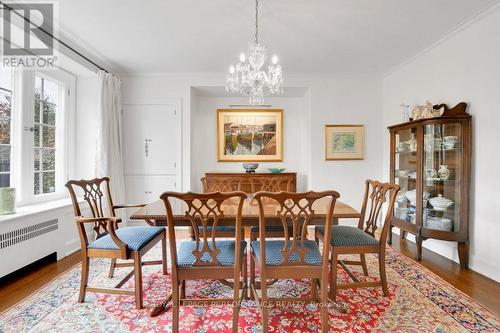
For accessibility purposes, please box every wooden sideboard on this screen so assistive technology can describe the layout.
[204,172,297,193]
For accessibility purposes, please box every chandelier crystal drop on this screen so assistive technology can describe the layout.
[225,0,283,105]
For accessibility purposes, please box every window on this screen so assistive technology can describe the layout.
[0,68,13,188]
[4,69,75,205]
[34,76,58,194]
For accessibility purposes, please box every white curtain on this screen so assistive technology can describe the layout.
[95,70,125,206]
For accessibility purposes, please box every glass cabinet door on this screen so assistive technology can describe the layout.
[422,122,462,232]
[393,127,418,224]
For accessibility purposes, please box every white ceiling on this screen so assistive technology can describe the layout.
[192,86,308,97]
[57,0,499,74]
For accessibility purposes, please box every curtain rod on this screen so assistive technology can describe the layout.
[0,1,109,73]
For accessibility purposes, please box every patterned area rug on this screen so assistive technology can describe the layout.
[1,246,498,332]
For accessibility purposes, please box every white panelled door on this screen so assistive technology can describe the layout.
[122,99,181,224]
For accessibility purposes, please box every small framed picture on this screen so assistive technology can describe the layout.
[324,125,365,160]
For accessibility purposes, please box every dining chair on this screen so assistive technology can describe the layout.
[161,191,248,333]
[315,180,399,300]
[249,175,293,194]
[249,175,295,239]
[250,190,340,333]
[66,177,167,309]
[201,176,243,193]
[249,176,296,278]
[199,176,244,238]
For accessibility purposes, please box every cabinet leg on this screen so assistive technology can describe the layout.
[458,242,469,269]
[415,236,423,261]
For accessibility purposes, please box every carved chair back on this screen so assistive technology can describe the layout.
[201,176,243,193]
[254,191,339,266]
[250,176,293,193]
[358,180,400,246]
[161,191,247,268]
[66,177,117,246]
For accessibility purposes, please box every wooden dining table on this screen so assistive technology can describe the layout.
[130,196,361,227]
[130,196,361,316]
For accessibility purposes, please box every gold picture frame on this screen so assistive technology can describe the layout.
[325,125,365,160]
[217,109,283,162]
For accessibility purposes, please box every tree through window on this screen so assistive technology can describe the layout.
[0,68,13,188]
[34,75,58,194]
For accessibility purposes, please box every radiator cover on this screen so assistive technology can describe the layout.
[0,219,58,250]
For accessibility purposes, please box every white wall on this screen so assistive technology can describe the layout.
[191,95,310,192]
[382,5,500,281]
[121,74,383,208]
[308,77,383,210]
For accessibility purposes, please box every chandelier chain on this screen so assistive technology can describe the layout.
[225,0,283,105]
[255,0,259,43]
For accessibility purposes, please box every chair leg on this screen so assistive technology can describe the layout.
[108,258,116,278]
[314,228,320,244]
[311,279,318,300]
[133,252,143,309]
[261,276,269,333]
[329,251,338,301]
[250,234,256,298]
[232,268,241,333]
[180,280,186,299]
[172,279,180,333]
[379,252,389,297]
[320,275,329,333]
[78,255,90,303]
[161,235,168,275]
[243,252,248,299]
[360,254,369,276]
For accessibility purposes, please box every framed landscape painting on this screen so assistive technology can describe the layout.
[217,109,283,162]
[325,124,364,160]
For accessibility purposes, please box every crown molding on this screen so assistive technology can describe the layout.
[383,1,500,78]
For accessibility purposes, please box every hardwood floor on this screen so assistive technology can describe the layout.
[0,251,81,313]
[390,237,500,316]
[1,234,499,316]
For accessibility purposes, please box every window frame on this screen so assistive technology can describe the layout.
[0,68,14,188]
[14,69,75,206]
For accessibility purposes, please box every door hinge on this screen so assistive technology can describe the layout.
[174,109,177,115]
[174,162,176,168]
[67,89,70,96]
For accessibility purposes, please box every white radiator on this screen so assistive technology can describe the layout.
[0,203,82,278]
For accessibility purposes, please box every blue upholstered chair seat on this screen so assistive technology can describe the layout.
[250,225,295,233]
[316,225,379,247]
[251,240,322,266]
[197,226,238,233]
[177,240,247,267]
[87,226,164,251]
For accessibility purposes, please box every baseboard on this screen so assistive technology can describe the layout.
[391,229,500,282]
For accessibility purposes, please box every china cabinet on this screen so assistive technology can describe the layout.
[388,102,471,268]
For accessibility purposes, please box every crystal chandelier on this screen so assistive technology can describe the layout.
[225,0,283,105]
